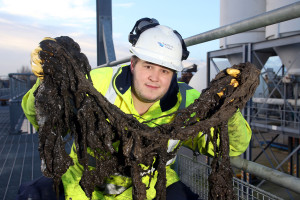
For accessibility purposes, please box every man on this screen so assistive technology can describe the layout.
[18,18,251,200]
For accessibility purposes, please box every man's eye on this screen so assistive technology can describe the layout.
[145,65,151,69]
[162,69,169,74]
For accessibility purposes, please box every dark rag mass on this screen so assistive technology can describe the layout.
[33,36,260,200]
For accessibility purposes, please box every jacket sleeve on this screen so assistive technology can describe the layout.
[21,78,41,131]
[182,110,252,157]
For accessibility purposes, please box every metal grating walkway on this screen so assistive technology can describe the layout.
[0,105,42,200]
[0,105,290,200]
[0,133,42,200]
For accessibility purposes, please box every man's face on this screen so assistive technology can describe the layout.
[131,59,174,103]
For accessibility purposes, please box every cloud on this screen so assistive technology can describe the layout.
[0,17,12,24]
[0,0,95,20]
[0,14,132,76]
[0,16,97,76]
[0,22,42,51]
[113,2,134,8]
[0,0,207,77]
[114,42,131,59]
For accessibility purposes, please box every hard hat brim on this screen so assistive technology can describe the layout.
[130,47,183,71]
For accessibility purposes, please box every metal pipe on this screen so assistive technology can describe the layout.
[257,144,300,187]
[97,57,131,68]
[185,2,300,47]
[8,73,33,76]
[97,2,300,68]
[230,156,300,194]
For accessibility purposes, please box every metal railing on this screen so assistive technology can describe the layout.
[0,88,9,106]
[248,102,300,136]
[8,73,35,134]
[178,154,284,200]
[0,88,9,97]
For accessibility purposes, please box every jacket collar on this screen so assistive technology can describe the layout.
[114,65,179,112]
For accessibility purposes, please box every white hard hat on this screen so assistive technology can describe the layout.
[129,18,189,71]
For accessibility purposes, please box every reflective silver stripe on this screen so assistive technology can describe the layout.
[165,83,191,165]
[104,183,127,194]
[166,139,180,165]
[166,155,177,165]
[97,173,130,195]
[167,139,180,153]
[90,66,128,195]
[105,66,120,104]
[178,82,187,110]
[140,167,156,176]
[178,82,195,110]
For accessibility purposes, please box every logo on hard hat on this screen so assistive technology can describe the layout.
[158,42,164,47]
[157,42,173,50]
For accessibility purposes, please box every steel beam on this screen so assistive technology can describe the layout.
[96,0,116,66]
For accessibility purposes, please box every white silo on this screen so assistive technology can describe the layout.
[266,0,300,77]
[219,0,271,67]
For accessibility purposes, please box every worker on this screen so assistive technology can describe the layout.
[17,17,251,200]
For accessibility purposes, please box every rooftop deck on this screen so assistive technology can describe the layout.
[0,105,42,200]
[1,103,299,200]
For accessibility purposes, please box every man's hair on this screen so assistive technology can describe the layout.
[131,55,140,67]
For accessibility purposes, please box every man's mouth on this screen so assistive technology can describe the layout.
[145,84,160,89]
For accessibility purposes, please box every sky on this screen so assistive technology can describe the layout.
[0,0,221,77]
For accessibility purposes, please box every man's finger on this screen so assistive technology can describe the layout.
[226,68,240,78]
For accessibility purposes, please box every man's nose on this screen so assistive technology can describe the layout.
[149,69,160,82]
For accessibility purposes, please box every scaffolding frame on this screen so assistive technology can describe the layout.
[206,34,300,198]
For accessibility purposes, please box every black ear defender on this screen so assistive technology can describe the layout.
[128,18,160,46]
[173,30,190,60]
[128,17,190,60]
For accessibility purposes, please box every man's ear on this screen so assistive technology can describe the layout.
[130,58,134,72]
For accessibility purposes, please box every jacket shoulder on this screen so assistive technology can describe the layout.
[90,67,117,95]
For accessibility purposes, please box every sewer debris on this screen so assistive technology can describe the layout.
[34,36,260,200]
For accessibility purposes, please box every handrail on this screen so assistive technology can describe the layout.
[96,1,300,68]
[231,155,300,194]
[8,73,35,134]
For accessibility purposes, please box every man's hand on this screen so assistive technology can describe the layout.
[31,37,56,80]
[217,68,240,98]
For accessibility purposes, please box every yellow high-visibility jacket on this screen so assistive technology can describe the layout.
[22,65,252,200]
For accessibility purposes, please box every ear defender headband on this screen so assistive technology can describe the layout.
[128,17,190,60]
[173,30,189,60]
[129,18,160,46]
